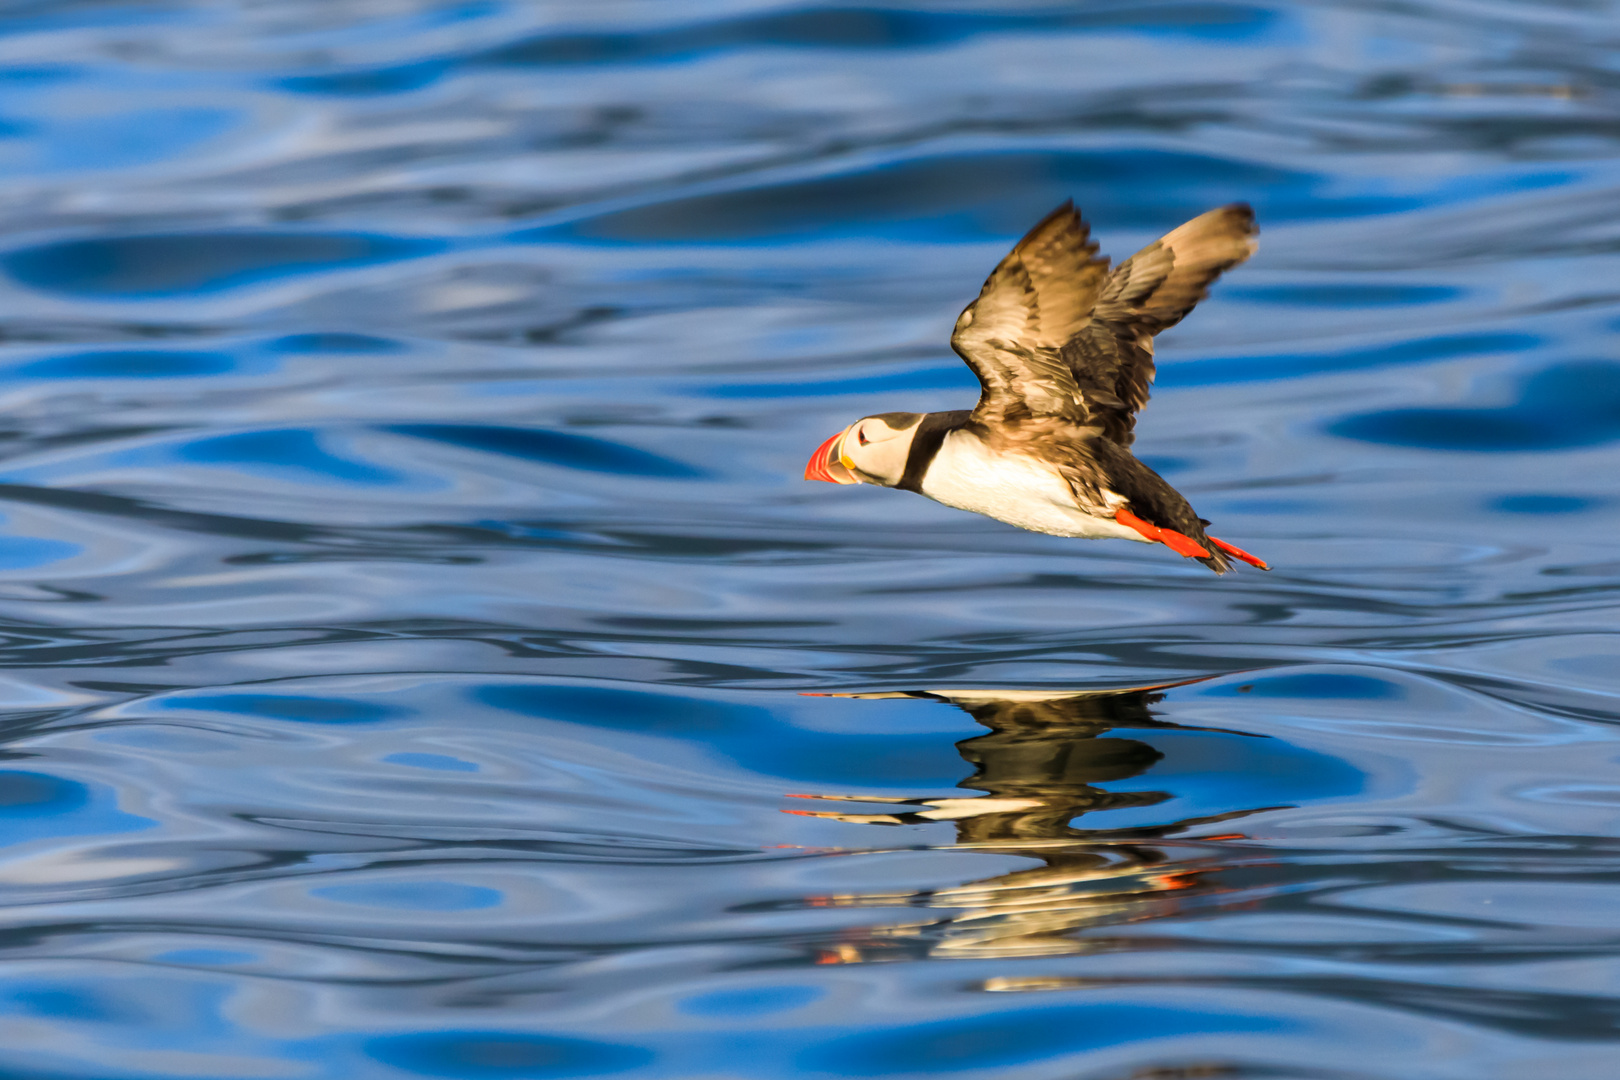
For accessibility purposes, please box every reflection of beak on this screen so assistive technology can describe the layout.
[805,429,858,484]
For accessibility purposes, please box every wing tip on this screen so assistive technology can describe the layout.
[1220,201,1257,231]
[1158,202,1259,267]
[1017,198,1086,251]
[1222,202,1260,253]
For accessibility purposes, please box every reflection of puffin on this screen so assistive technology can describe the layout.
[788,684,1282,961]
[805,202,1267,573]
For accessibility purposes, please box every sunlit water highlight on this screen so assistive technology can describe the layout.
[0,1,1614,1077]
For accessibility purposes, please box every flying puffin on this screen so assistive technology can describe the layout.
[804,200,1268,573]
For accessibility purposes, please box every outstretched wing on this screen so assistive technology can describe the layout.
[1070,203,1257,442]
[950,201,1109,425]
[952,202,1257,443]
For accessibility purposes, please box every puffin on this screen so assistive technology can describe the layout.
[804,200,1268,574]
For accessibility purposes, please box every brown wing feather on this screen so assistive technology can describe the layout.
[950,201,1110,424]
[951,201,1257,442]
[1082,203,1259,441]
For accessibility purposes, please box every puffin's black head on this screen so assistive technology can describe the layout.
[804,412,924,488]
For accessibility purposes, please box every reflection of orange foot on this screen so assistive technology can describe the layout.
[1146,870,1201,892]
[815,943,863,965]
[783,807,909,824]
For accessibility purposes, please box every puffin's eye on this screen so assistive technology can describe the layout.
[857,429,869,446]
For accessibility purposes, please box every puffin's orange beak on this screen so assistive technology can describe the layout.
[805,430,857,484]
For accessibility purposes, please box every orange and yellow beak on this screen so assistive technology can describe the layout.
[805,428,858,484]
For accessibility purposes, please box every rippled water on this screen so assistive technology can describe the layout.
[0,1,1616,1077]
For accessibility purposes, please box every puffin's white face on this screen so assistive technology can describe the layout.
[804,412,923,488]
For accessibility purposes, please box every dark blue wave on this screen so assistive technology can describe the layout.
[283,5,1276,95]
[10,350,239,379]
[367,1030,653,1078]
[280,59,450,96]
[703,364,977,399]
[170,693,407,724]
[1492,494,1595,514]
[314,882,501,911]
[528,149,1393,246]
[1205,671,1403,699]
[265,333,403,354]
[179,429,406,486]
[3,232,445,297]
[1160,332,1541,388]
[1228,283,1463,308]
[799,1005,1279,1074]
[0,769,147,846]
[357,1002,1280,1077]
[389,424,703,478]
[1330,361,1620,451]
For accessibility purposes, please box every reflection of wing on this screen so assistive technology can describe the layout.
[825,680,1206,735]
[825,680,1253,734]
[951,202,1257,444]
[925,687,1160,734]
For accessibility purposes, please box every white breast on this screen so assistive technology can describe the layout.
[918,431,1149,542]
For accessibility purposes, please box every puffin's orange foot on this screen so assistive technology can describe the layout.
[1208,536,1270,570]
[1114,508,1211,560]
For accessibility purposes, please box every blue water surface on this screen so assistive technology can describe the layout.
[0,2,1613,1078]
